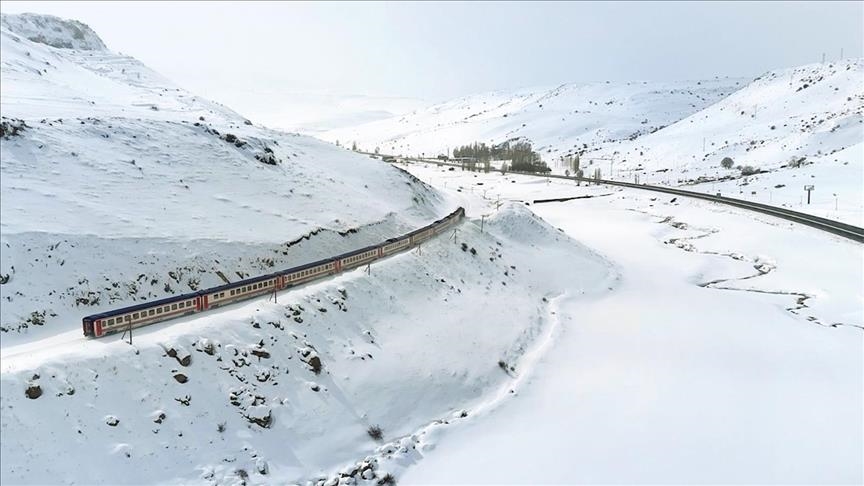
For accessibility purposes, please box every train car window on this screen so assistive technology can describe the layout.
[107,318,114,325]
[149,309,155,316]
[156,308,162,314]
[133,313,139,319]
[172,304,178,310]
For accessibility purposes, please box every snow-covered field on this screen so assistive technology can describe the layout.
[397,163,863,484]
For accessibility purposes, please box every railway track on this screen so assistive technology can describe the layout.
[368,153,864,244]
[537,173,864,243]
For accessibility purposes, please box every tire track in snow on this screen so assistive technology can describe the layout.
[644,211,863,331]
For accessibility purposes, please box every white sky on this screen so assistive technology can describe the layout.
[1,1,862,124]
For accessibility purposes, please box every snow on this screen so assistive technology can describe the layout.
[231,91,428,135]
[395,163,863,484]
[2,12,861,486]
[1,13,106,51]
[322,60,863,225]
[0,200,614,485]
[1,14,615,485]
[322,78,743,160]
[0,16,445,345]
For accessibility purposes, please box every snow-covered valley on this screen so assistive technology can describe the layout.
[398,163,863,484]
[1,10,862,486]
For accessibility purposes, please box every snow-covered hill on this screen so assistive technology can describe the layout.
[321,78,745,161]
[0,14,445,345]
[234,91,427,134]
[1,13,106,51]
[323,60,863,224]
[591,60,864,183]
[0,13,616,485]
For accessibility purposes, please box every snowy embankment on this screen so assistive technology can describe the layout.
[0,202,613,485]
[398,163,862,484]
[0,15,444,345]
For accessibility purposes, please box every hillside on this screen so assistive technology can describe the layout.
[321,78,745,163]
[0,13,617,485]
[322,60,863,224]
[0,14,446,345]
[589,60,863,178]
[238,91,427,134]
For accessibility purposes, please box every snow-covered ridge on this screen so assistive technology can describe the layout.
[1,13,107,51]
[320,77,745,160]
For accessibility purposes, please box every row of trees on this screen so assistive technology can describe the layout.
[453,141,550,173]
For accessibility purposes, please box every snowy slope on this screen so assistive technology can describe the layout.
[322,61,863,224]
[1,13,106,51]
[233,91,427,134]
[0,15,445,345]
[593,60,863,177]
[321,78,744,161]
[0,14,617,486]
[0,200,613,485]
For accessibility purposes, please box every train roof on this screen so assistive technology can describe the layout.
[83,290,199,320]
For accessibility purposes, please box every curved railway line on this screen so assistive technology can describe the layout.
[82,207,465,338]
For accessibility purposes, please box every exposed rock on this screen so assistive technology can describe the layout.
[25,384,42,399]
[244,406,272,428]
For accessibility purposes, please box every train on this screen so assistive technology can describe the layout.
[82,207,466,338]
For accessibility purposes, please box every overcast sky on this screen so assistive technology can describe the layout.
[1,1,862,118]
